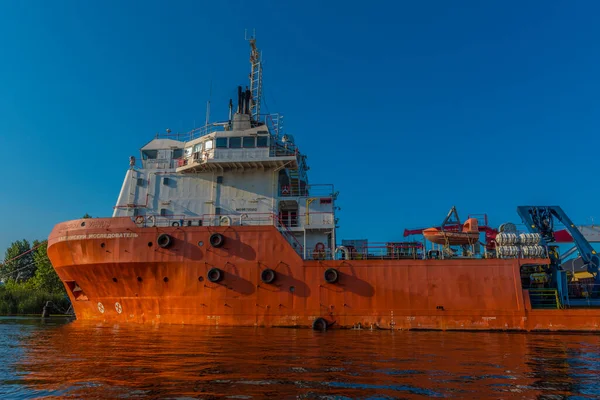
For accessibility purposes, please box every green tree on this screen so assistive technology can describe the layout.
[29,240,65,294]
[82,213,92,219]
[1,240,35,283]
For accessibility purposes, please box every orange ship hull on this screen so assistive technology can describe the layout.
[47,217,600,331]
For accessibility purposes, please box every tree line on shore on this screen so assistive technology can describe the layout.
[0,214,92,315]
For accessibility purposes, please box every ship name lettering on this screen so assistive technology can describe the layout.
[235,208,257,212]
[56,232,139,242]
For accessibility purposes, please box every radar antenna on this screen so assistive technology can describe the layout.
[246,29,262,122]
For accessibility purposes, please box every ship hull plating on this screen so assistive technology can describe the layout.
[48,218,600,331]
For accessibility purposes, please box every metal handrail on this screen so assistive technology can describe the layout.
[568,283,600,298]
[337,242,424,260]
[156,123,227,143]
[279,184,335,197]
[131,212,304,255]
[156,112,288,144]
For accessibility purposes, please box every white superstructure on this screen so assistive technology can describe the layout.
[113,38,337,259]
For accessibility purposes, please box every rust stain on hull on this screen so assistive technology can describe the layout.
[48,218,600,331]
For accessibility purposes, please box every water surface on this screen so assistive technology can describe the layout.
[1,317,599,399]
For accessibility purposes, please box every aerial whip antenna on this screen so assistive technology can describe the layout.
[205,80,212,126]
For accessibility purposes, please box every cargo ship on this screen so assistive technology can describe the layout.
[47,37,600,331]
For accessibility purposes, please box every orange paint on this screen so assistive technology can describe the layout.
[423,218,480,245]
[47,217,600,331]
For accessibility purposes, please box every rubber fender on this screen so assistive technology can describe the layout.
[207,267,223,283]
[312,317,328,331]
[157,233,172,249]
[209,233,225,248]
[324,268,339,284]
[261,268,276,284]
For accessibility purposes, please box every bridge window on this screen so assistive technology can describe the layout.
[172,149,183,159]
[243,137,255,148]
[229,137,242,148]
[257,136,269,148]
[193,143,202,153]
[205,139,213,150]
[216,138,227,148]
[142,150,158,160]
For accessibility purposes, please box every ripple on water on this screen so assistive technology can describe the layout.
[0,318,599,399]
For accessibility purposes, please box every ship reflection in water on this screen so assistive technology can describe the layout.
[1,318,599,399]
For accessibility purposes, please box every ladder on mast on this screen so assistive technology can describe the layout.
[247,34,262,122]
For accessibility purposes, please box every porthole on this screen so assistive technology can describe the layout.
[148,242,153,247]
[290,286,295,293]
[198,276,204,282]
[100,242,105,248]
[137,277,143,282]
[198,241,204,247]
[163,277,169,283]
[112,277,118,283]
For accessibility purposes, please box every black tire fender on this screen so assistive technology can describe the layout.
[324,268,339,284]
[312,317,328,331]
[157,233,172,248]
[261,268,276,284]
[207,267,223,283]
[209,233,225,248]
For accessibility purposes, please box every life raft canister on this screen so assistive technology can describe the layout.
[281,185,290,195]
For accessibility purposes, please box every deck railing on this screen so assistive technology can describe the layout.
[131,212,303,256]
[338,242,424,260]
[279,184,335,198]
[156,123,227,142]
[566,283,600,307]
[156,113,287,144]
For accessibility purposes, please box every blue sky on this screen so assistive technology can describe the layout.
[1,0,600,256]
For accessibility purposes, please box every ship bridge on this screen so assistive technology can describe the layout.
[174,114,299,173]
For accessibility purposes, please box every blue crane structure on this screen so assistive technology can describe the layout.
[517,206,600,307]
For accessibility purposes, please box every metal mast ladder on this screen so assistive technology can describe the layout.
[247,33,262,122]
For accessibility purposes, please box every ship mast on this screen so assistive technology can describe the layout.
[246,30,262,123]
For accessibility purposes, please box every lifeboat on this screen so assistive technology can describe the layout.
[423,218,480,245]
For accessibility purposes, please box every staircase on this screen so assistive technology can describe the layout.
[289,169,300,196]
[528,289,560,309]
